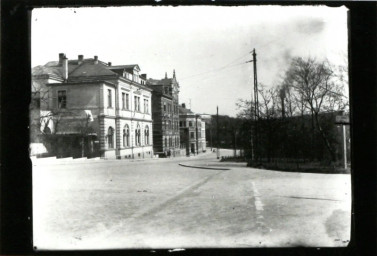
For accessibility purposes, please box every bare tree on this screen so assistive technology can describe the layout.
[283,57,348,161]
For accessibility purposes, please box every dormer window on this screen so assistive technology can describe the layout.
[123,71,131,80]
[133,74,140,83]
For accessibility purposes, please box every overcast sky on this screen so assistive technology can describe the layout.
[32,6,348,116]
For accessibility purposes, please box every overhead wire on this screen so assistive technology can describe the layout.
[180,35,285,82]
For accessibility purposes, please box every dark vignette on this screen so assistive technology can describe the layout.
[1,0,376,255]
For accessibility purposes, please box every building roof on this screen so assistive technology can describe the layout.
[147,76,180,87]
[32,56,146,84]
[109,64,140,71]
[179,106,195,115]
[69,61,116,78]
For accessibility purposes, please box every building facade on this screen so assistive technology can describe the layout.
[147,71,180,157]
[179,103,206,156]
[31,53,153,159]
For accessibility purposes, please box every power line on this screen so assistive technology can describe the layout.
[180,37,284,82]
[180,61,247,81]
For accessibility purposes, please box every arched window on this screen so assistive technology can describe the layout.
[135,124,141,146]
[144,125,149,145]
[108,127,114,149]
[123,124,130,147]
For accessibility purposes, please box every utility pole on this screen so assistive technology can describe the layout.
[216,106,220,159]
[252,49,259,163]
[247,49,259,163]
[195,114,199,155]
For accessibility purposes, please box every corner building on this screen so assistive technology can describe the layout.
[32,53,153,159]
[179,103,207,156]
[147,71,181,157]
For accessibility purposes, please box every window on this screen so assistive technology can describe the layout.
[179,121,182,127]
[126,93,130,110]
[164,138,167,148]
[144,99,149,114]
[163,103,167,112]
[124,72,131,80]
[145,125,149,145]
[134,96,140,112]
[189,121,193,127]
[190,132,195,139]
[123,125,130,147]
[164,87,169,94]
[135,125,141,146]
[108,127,114,149]
[122,92,126,110]
[168,120,171,130]
[107,89,112,108]
[58,90,66,109]
[133,74,139,83]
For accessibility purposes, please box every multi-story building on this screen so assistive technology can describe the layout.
[179,103,206,155]
[147,71,180,157]
[31,53,153,159]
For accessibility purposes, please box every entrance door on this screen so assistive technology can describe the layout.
[191,143,195,154]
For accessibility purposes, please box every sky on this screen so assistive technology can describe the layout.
[32,6,348,117]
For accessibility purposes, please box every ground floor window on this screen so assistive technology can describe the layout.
[108,127,114,149]
[135,125,141,146]
[145,125,150,145]
[123,124,130,147]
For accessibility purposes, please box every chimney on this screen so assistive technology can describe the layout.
[59,53,65,65]
[173,69,176,78]
[62,57,68,80]
[78,55,84,64]
[182,103,186,109]
[94,56,98,64]
[108,62,112,66]
[165,72,167,79]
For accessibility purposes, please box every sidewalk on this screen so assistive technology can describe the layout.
[31,150,214,166]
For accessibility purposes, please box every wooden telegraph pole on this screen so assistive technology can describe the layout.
[247,49,259,163]
[216,106,220,159]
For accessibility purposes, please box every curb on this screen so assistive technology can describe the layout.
[178,163,230,170]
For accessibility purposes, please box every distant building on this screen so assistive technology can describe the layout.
[147,71,181,157]
[31,53,153,159]
[200,114,212,149]
[179,103,206,156]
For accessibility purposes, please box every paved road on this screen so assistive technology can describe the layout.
[33,150,351,250]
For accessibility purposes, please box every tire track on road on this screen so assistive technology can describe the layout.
[98,168,229,241]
